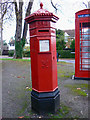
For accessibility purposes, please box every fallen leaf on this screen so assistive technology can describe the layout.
[77,88,81,90]
[39,116,42,118]
[18,116,24,118]
[17,76,21,78]
[26,86,29,89]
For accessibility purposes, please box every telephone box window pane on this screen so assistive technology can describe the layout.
[82,65,90,69]
[39,40,49,52]
[82,35,90,40]
[82,53,90,58]
[82,22,90,28]
[82,41,90,46]
[82,47,90,52]
[80,64,90,70]
[82,28,90,34]
[82,59,90,64]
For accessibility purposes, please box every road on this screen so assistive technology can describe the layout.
[59,59,75,63]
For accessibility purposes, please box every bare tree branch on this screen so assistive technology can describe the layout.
[1,0,14,21]
[83,2,88,8]
[51,0,58,12]
[1,5,8,19]
[0,1,13,4]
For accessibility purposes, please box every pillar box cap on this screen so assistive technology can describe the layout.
[25,2,59,23]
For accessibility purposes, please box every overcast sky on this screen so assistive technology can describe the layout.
[3,0,89,43]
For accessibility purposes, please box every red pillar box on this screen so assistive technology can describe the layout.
[25,3,60,113]
[75,9,90,80]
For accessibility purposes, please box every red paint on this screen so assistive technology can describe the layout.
[25,3,59,92]
[75,9,90,78]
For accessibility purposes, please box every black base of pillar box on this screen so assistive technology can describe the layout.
[74,76,90,80]
[31,88,60,114]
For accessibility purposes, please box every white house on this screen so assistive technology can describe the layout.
[63,29,75,48]
[8,40,15,51]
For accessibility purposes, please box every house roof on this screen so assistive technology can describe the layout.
[63,29,75,37]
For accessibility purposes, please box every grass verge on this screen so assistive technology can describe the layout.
[0,58,30,61]
[64,84,88,96]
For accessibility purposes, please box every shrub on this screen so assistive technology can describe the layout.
[70,53,75,58]
[8,50,14,57]
[23,46,30,51]
[58,50,75,58]
[70,39,75,52]
[23,51,30,57]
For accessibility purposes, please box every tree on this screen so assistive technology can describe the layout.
[70,39,75,52]
[2,0,88,57]
[3,40,7,45]
[1,0,13,21]
[13,0,34,59]
[56,29,66,51]
[0,0,14,55]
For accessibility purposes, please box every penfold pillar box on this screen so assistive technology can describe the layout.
[25,3,60,113]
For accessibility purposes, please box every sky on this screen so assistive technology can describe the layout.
[3,0,90,43]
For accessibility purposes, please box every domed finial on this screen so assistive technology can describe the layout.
[40,2,43,9]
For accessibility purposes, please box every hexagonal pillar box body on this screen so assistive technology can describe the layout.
[75,9,90,80]
[25,3,60,113]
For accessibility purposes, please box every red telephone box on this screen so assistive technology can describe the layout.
[75,9,90,80]
[25,3,60,113]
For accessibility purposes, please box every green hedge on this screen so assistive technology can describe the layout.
[8,50,30,57]
[8,50,14,57]
[70,53,75,58]
[57,50,75,58]
[9,50,74,58]
[23,51,30,57]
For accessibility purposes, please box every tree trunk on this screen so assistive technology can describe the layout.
[13,0,23,59]
[13,0,34,59]
[21,1,34,48]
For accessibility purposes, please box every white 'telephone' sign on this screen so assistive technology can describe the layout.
[39,40,49,52]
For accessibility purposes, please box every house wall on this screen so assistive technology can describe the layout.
[8,44,15,51]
